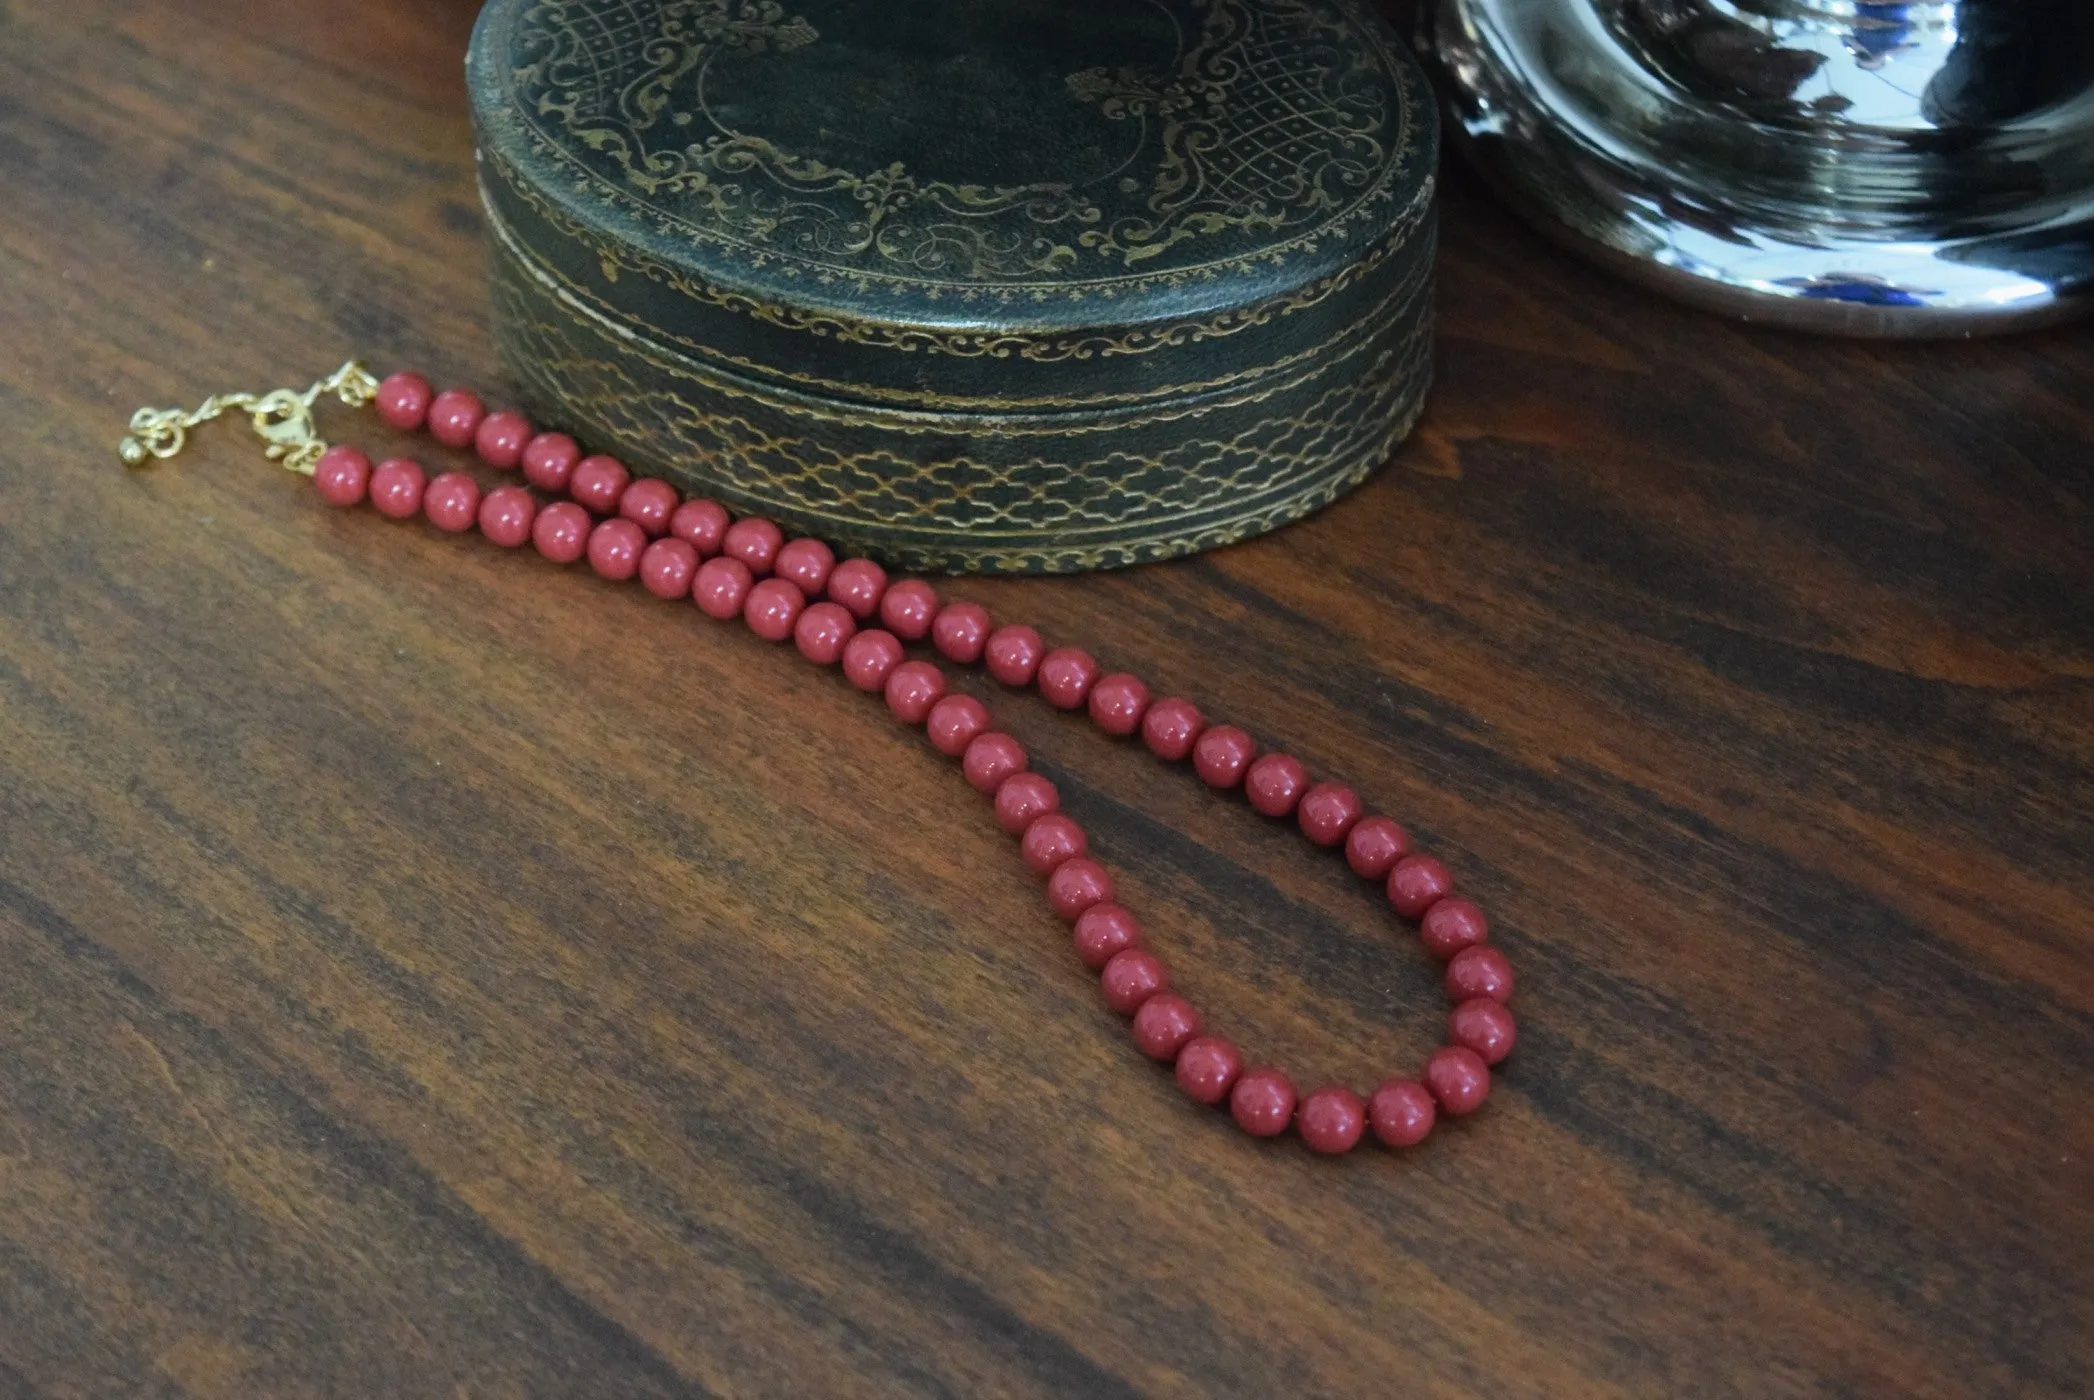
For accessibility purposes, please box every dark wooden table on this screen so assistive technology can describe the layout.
[3,2,2090,1396]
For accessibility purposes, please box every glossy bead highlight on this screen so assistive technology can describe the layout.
[1037,647,1099,710]
[1087,673,1149,736]
[618,478,680,537]
[1173,1036,1242,1104]
[370,459,426,520]
[925,695,989,757]
[1020,813,1087,875]
[1045,858,1113,921]
[793,601,856,666]
[374,372,432,432]
[426,389,484,449]
[1297,782,1362,846]
[586,517,646,581]
[473,409,531,470]
[1420,896,1488,959]
[723,517,784,575]
[883,659,946,723]
[521,432,581,493]
[311,445,370,508]
[993,772,1059,834]
[1297,1086,1366,1155]
[670,498,729,556]
[531,500,591,563]
[1367,1080,1436,1149]
[477,485,536,547]
[569,455,629,515]
[961,733,1027,794]
[1099,949,1168,1015]
[1193,725,1256,788]
[1423,1046,1491,1116]
[984,625,1044,687]
[841,628,904,692]
[1141,697,1204,761]
[1072,903,1141,969]
[879,580,940,641]
[1387,854,1454,921]
[1245,752,1309,817]
[640,537,699,600]
[1446,945,1515,1003]
[1131,994,1201,1061]
[827,558,888,620]
[1448,999,1517,1064]
[1345,815,1411,879]
[743,577,804,642]
[1229,1068,1297,1138]
[932,602,992,664]
[422,471,480,533]
[693,555,752,618]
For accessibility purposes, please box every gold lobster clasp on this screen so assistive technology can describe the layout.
[119,360,381,475]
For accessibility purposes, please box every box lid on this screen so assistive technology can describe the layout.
[467,0,1436,415]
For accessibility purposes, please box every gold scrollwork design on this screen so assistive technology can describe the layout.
[487,245,1433,572]
[492,0,1427,294]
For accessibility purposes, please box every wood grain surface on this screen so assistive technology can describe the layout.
[2,1,2091,1395]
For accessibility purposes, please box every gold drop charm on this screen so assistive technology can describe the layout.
[119,361,381,474]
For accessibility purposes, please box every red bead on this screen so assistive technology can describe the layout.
[370,458,427,520]
[422,471,481,533]
[1087,673,1149,736]
[1072,903,1140,969]
[879,580,940,641]
[1420,896,1488,959]
[742,577,803,642]
[723,517,783,574]
[1019,813,1087,876]
[793,601,856,666]
[1193,725,1257,788]
[693,555,752,618]
[1445,945,1515,1004]
[1297,782,1362,846]
[827,558,888,620]
[640,537,699,599]
[1346,816,1412,879]
[1099,949,1168,1016]
[477,485,536,547]
[884,659,946,723]
[375,372,432,432]
[474,410,531,469]
[531,500,591,563]
[573,456,628,516]
[993,772,1059,835]
[1297,1086,1366,1155]
[670,498,729,555]
[926,695,989,757]
[1037,647,1099,710]
[426,389,485,449]
[961,733,1027,794]
[1367,1080,1437,1149]
[1229,1068,1297,1138]
[586,517,646,581]
[1424,1046,1491,1116]
[984,625,1044,687]
[932,602,992,664]
[1449,999,1517,1065]
[1141,697,1204,761]
[1173,1036,1242,1104]
[775,538,835,595]
[1131,994,1201,1062]
[1045,858,1113,922]
[1387,855,1454,921]
[521,432,581,493]
[841,629,904,692]
[569,455,629,514]
[619,478,680,536]
[311,445,369,508]
[1245,753,1309,817]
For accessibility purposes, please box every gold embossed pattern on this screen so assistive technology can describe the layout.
[489,236,1434,573]
[494,0,1429,300]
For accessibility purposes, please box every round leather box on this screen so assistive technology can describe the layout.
[468,0,1436,573]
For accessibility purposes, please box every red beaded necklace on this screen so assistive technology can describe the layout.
[121,362,1518,1157]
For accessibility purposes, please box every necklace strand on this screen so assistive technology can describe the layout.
[124,362,1518,1155]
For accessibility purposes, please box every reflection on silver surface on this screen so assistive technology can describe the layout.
[1428,1,2094,335]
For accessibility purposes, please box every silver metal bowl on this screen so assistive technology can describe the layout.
[1428,1,2094,336]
